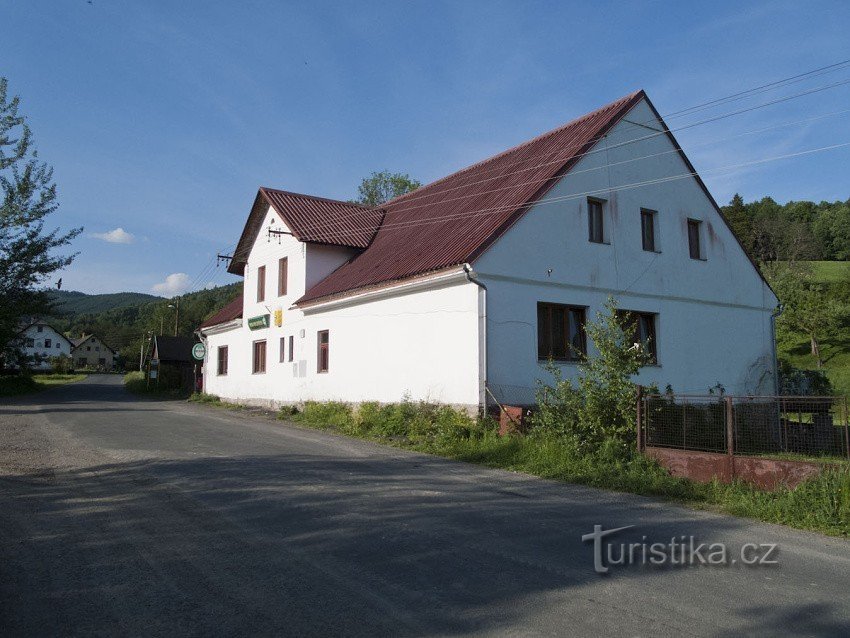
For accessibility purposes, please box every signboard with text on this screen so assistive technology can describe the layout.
[248,314,270,330]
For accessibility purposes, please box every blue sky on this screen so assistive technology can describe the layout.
[4,0,850,295]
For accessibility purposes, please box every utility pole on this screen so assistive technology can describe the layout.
[168,297,181,337]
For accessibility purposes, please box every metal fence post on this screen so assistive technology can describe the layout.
[636,385,644,452]
[725,396,734,457]
[844,397,850,461]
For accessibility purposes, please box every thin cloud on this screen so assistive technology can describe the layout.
[152,273,191,296]
[92,227,135,244]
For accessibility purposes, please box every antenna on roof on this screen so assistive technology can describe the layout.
[267,228,292,244]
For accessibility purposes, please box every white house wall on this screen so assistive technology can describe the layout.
[20,324,72,370]
[474,97,778,401]
[202,204,481,408]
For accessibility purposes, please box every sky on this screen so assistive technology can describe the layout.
[3,0,850,295]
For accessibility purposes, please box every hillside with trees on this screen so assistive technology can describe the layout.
[721,195,850,397]
[47,283,242,369]
[722,195,850,262]
[47,290,163,315]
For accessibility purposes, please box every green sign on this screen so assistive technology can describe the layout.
[192,343,206,360]
[248,314,270,330]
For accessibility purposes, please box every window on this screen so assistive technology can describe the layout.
[618,310,658,364]
[278,257,288,296]
[37,325,43,333]
[87,346,91,351]
[95,346,100,352]
[279,337,286,363]
[687,219,702,259]
[588,198,604,244]
[317,330,329,373]
[641,209,657,252]
[288,335,294,362]
[25,338,34,347]
[252,340,267,374]
[537,303,586,361]
[217,346,229,376]
[256,265,266,302]
[56,342,60,349]
[45,339,52,348]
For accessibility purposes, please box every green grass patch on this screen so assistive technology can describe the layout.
[0,373,86,397]
[123,371,189,399]
[281,400,850,536]
[804,261,850,285]
[780,333,850,399]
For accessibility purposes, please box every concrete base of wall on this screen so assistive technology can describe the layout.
[645,446,826,490]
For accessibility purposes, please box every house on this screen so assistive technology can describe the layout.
[198,90,779,411]
[16,321,74,370]
[71,334,117,370]
[149,335,199,391]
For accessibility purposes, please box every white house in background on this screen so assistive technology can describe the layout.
[198,90,779,411]
[18,321,74,370]
[70,334,117,370]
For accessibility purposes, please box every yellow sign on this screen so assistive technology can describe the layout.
[274,309,283,327]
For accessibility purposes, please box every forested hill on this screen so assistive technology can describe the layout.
[47,283,243,365]
[48,290,163,315]
[721,195,850,262]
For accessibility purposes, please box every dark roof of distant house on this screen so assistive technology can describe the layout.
[70,333,117,353]
[228,190,385,275]
[153,336,196,363]
[296,90,646,304]
[199,294,244,329]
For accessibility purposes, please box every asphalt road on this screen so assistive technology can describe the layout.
[1,375,849,637]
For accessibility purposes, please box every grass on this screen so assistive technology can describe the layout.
[780,332,850,400]
[123,371,190,399]
[0,373,86,397]
[179,399,850,537]
[778,261,850,399]
[805,260,850,285]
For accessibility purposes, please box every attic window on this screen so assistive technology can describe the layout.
[687,219,703,259]
[257,265,266,302]
[588,198,605,244]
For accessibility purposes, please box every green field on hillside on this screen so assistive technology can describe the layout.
[779,261,849,399]
[806,261,850,285]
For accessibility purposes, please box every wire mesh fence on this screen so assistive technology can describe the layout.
[640,393,850,461]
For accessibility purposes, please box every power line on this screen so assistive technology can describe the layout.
[266,74,850,236]
[289,140,850,239]
[278,106,850,239]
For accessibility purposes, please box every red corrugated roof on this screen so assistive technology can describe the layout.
[296,90,645,304]
[199,294,243,329]
[229,189,384,275]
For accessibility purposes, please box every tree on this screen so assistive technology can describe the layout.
[355,170,420,207]
[533,297,650,452]
[0,77,80,367]
[764,261,843,367]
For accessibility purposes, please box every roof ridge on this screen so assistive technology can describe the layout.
[259,186,380,211]
[384,89,644,208]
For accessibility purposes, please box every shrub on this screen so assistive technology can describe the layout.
[49,354,73,374]
[778,359,833,395]
[294,401,356,431]
[532,297,650,452]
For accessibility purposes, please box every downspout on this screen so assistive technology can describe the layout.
[770,303,784,394]
[463,264,487,410]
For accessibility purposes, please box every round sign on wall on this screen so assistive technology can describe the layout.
[192,343,206,360]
